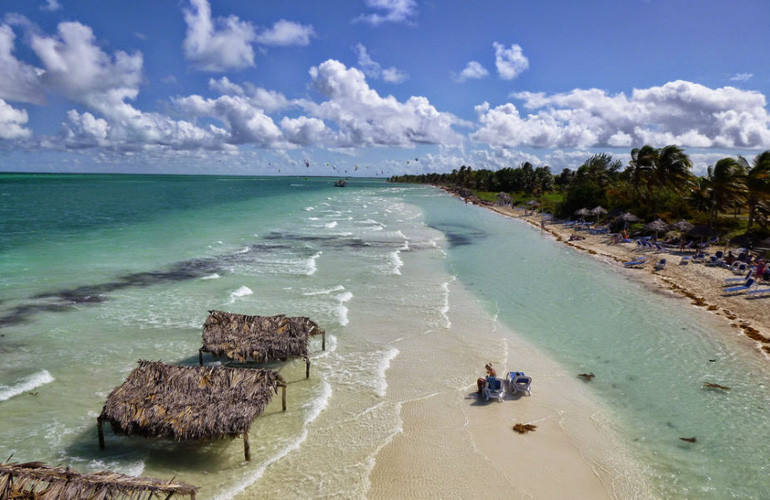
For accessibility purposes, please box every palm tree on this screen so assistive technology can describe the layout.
[706,157,747,228]
[742,151,770,232]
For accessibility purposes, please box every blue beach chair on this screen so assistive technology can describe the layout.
[724,278,755,295]
[505,371,532,396]
[483,376,505,402]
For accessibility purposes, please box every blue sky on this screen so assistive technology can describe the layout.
[1,0,769,176]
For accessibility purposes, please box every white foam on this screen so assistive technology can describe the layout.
[201,273,221,280]
[237,246,250,254]
[305,252,322,276]
[303,285,345,296]
[229,285,253,303]
[324,221,338,229]
[376,347,399,397]
[440,279,454,329]
[0,370,55,402]
[335,291,353,326]
[305,206,315,211]
[308,216,320,221]
[213,380,332,500]
[388,251,403,275]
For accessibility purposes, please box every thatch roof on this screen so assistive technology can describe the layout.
[200,310,325,364]
[98,360,285,442]
[0,461,198,499]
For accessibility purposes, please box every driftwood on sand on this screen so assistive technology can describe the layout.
[97,360,286,460]
[0,460,198,499]
[199,310,326,377]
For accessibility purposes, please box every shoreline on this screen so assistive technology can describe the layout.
[453,192,770,360]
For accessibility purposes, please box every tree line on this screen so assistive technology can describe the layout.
[390,145,770,239]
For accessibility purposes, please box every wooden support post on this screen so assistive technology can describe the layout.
[244,431,251,461]
[97,418,105,450]
[198,348,203,366]
[322,332,326,351]
[306,358,311,378]
[281,384,287,411]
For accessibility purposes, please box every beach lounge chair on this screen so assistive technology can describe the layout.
[691,251,706,263]
[746,287,770,297]
[505,371,532,396]
[724,270,753,285]
[482,376,505,402]
[724,278,755,295]
[679,256,690,265]
[624,256,648,268]
[654,258,667,271]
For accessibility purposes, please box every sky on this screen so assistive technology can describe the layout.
[1,0,769,177]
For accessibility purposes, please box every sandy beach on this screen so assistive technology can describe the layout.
[368,279,653,500]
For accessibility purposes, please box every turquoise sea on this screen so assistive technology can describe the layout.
[1,174,769,499]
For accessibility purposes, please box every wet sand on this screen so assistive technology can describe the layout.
[368,278,652,500]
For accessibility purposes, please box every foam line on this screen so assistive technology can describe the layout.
[336,291,353,326]
[229,285,253,303]
[0,370,55,402]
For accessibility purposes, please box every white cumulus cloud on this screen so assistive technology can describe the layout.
[255,19,314,46]
[472,80,770,150]
[455,61,489,82]
[494,42,529,80]
[30,21,143,114]
[0,98,32,139]
[306,59,462,148]
[0,24,46,105]
[182,0,256,72]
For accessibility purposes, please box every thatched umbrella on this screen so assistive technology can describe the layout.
[671,219,694,233]
[591,206,607,216]
[575,207,590,222]
[0,461,198,499]
[616,212,639,229]
[591,206,607,223]
[644,219,670,240]
[98,361,287,461]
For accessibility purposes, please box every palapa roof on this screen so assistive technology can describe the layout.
[0,461,197,499]
[98,360,284,441]
[201,310,325,363]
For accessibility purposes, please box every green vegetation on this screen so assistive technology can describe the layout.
[390,146,770,246]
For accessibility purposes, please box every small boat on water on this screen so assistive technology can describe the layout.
[334,179,347,187]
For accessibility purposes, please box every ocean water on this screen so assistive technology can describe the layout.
[1,174,768,499]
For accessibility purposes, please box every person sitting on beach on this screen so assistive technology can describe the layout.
[725,251,735,266]
[477,363,497,394]
[756,259,767,281]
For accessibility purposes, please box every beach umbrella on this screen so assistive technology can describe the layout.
[591,206,607,222]
[644,219,670,239]
[671,220,694,233]
[616,212,639,229]
[575,207,590,222]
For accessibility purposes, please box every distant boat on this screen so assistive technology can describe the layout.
[334,179,347,187]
